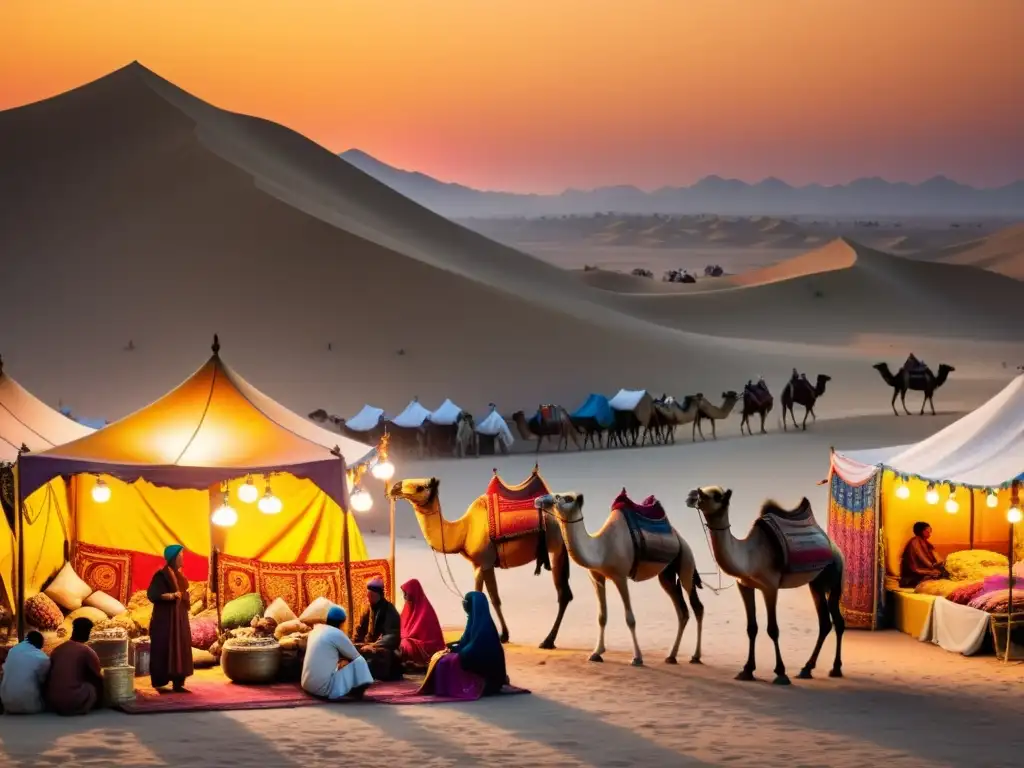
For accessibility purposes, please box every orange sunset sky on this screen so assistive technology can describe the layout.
[2,0,1022,193]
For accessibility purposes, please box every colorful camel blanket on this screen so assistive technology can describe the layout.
[612,489,678,578]
[485,471,551,544]
[755,500,834,575]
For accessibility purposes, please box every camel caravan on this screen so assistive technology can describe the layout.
[308,355,950,458]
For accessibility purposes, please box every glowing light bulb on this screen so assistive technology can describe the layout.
[895,482,910,500]
[211,501,238,527]
[372,460,395,482]
[987,492,999,508]
[944,496,959,514]
[237,477,259,504]
[91,478,111,503]
[925,487,939,505]
[258,489,282,515]
[350,488,373,513]
[1008,506,1023,525]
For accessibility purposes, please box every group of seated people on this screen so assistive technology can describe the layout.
[1,618,104,716]
[302,577,507,702]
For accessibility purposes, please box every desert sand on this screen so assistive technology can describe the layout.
[2,63,1024,766]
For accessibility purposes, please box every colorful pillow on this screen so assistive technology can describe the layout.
[85,590,128,618]
[221,593,265,630]
[264,597,297,625]
[190,617,219,650]
[44,563,94,612]
[298,596,335,625]
[25,593,63,631]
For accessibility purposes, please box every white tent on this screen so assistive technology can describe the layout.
[346,405,386,433]
[476,405,515,449]
[429,399,463,426]
[0,366,94,462]
[608,389,648,412]
[835,374,1024,489]
[391,398,433,429]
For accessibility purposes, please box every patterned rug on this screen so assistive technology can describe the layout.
[485,470,551,543]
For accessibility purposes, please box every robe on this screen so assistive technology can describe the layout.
[1,641,51,714]
[301,624,374,700]
[147,566,194,687]
[900,535,943,588]
[354,598,402,680]
[45,641,102,716]
[398,580,445,668]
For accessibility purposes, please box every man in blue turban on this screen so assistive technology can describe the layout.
[146,543,193,692]
[301,603,373,700]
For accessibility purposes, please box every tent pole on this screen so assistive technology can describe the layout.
[1007,521,1014,663]
[14,454,24,641]
[342,506,353,633]
[388,481,396,599]
[969,490,976,550]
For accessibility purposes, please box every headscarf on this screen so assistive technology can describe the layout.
[164,544,184,566]
[367,577,385,595]
[399,579,445,664]
[456,591,505,684]
[326,605,347,625]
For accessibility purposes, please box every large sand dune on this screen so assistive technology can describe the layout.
[934,223,1024,279]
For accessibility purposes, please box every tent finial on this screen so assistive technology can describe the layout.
[212,334,220,356]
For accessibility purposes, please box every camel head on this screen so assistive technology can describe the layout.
[388,477,440,510]
[685,485,732,525]
[534,492,584,524]
[722,390,739,402]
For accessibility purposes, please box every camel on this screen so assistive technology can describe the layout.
[781,373,830,431]
[686,486,844,685]
[389,475,572,648]
[534,491,704,667]
[652,395,701,445]
[693,391,739,441]
[607,409,644,448]
[570,415,607,450]
[512,406,582,452]
[740,378,773,435]
[873,359,954,416]
[454,413,479,458]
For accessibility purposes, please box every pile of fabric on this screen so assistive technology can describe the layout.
[914,550,1010,600]
[967,586,1024,613]
[946,581,987,606]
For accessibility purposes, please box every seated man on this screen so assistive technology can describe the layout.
[46,618,103,716]
[353,577,402,681]
[301,605,374,700]
[900,522,945,588]
[1,631,50,714]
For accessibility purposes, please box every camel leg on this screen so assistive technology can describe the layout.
[827,564,845,677]
[797,582,832,679]
[611,576,644,666]
[759,410,768,434]
[900,389,911,416]
[589,572,608,662]
[736,583,758,680]
[657,566,688,664]
[929,391,936,416]
[480,567,510,644]
[781,406,789,432]
[540,545,573,650]
[890,388,900,416]
[739,414,747,435]
[801,406,810,431]
[710,418,717,440]
[763,588,790,685]
[687,578,704,664]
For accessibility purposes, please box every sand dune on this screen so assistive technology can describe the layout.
[934,223,1024,279]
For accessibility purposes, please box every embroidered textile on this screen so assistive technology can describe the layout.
[827,470,881,629]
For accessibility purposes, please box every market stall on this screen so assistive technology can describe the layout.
[828,374,1024,658]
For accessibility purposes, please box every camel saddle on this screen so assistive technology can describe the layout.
[744,381,772,409]
[755,499,833,575]
[612,489,678,579]
[529,405,560,430]
[484,469,551,572]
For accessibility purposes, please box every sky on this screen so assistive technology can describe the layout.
[2,0,1023,193]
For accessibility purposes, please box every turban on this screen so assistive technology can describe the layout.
[164,544,184,565]
[367,577,385,594]
[326,605,346,624]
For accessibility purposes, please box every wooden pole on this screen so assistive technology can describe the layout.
[388,481,396,599]
[14,455,24,641]
[341,458,354,634]
[969,490,976,550]
[1007,521,1014,663]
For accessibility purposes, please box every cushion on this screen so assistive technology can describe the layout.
[945,549,1008,581]
[127,590,151,611]
[191,647,218,668]
[274,618,310,639]
[56,605,109,637]
[44,563,94,612]
[187,580,209,609]
[298,596,335,625]
[85,590,128,618]
[264,597,297,625]
[190,617,219,650]
[96,615,140,638]
[24,593,63,631]
[130,603,154,632]
[221,592,265,630]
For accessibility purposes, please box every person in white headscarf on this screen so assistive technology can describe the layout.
[301,605,374,700]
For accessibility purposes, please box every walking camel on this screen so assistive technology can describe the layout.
[693,391,740,441]
[651,395,701,445]
[389,472,572,649]
[781,373,831,431]
[686,486,844,685]
[873,358,954,416]
[534,490,704,667]
[740,378,774,435]
[512,406,581,452]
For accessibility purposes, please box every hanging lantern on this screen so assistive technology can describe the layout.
[1008,505,1023,525]
[986,491,999,508]
[258,480,283,515]
[350,487,373,513]
[924,484,939,505]
[211,491,238,527]
[894,476,910,500]
[944,487,959,515]
[371,459,395,482]
[91,477,111,503]
[237,475,259,504]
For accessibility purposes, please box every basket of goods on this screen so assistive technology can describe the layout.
[101,664,136,707]
[220,636,281,684]
[131,638,151,677]
[88,627,129,668]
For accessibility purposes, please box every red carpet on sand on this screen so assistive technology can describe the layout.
[118,671,530,714]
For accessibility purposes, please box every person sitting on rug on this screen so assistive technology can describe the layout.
[900,522,946,588]
[146,543,194,692]
[301,605,374,700]
[398,579,446,672]
[419,591,507,700]
[46,618,103,716]
[1,631,50,714]
[353,577,402,681]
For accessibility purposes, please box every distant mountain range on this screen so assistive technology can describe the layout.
[340,149,1024,218]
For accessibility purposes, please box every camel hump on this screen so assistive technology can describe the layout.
[759,497,812,521]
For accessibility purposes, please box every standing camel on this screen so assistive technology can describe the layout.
[693,391,740,441]
[686,486,844,684]
[389,473,572,649]
[873,359,954,416]
[512,406,581,452]
[781,373,830,431]
[740,378,773,435]
[454,413,479,458]
[534,490,704,667]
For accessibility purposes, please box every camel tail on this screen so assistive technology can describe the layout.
[533,524,552,575]
[693,569,703,590]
